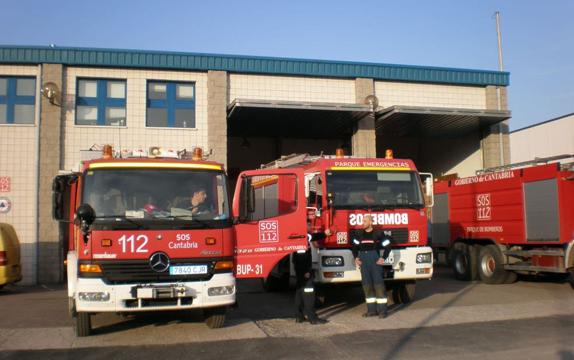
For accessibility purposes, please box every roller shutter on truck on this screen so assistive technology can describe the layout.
[523,179,560,242]
[432,193,450,247]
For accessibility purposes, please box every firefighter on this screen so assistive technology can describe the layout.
[293,236,327,325]
[353,214,391,318]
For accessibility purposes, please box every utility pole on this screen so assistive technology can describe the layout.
[495,11,505,166]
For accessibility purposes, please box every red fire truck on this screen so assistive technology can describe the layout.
[233,150,434,303]
[431,157,574,284]
[54,145,309,336]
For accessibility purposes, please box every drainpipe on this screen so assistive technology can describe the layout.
[34,64,42,285]
[495,11,505,166]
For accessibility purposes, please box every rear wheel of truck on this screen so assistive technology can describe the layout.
[452,243,479,281]
[204,306,227,329]
[567,269,574,290]
[75,312,91,337]
[478,245,511,284]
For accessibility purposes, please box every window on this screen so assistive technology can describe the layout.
[146,81,195,128]
[240,174,298,221]
[76,79,126,126]
[0,77,36,124]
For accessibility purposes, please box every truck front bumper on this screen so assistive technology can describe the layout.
[74,273,235,313]
[314,247,433,284]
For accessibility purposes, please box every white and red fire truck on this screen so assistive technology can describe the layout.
[431,157,574,285]
[233,150,435,303]
[54,146,311,336]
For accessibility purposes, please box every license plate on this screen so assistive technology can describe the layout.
[169,265,208,275]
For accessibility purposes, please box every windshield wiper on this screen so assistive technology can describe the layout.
[94,216,148,229]
[163,215,216,229]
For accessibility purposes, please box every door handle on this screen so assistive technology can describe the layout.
[288,234,306,239]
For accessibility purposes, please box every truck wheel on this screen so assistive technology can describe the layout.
[262,273,290,292]
[75,312,91,337]
[398,281,417,304]
[68,297,77,318]
[478,245,511,284]
[204,306,227,329]
[568,269,574,290]
[504,271,518,284]
[452,243,478,281]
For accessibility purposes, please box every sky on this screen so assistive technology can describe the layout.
[1,0,573,131]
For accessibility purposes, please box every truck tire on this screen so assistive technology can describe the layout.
[504,271,518,284]
[68,297,77,318]
[204,306,227,329]
[478,245,511,284]
[452,243,478,281]
[568,269,574,290]
[397,281,416,304]
[262,273,290,292]
[75,312,91,337]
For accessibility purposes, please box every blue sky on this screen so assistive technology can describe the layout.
[1,0,572,130]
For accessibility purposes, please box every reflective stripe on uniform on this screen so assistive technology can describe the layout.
[296,250,306,253]
[365,297,376,303]
[376,298,388,304]
[303,288,314,293]
[362,240,374,244]
[353,239,360,245]
[382,239,391,247]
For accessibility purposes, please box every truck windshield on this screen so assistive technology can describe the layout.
[326,171,424,209]
[82,169,230,223]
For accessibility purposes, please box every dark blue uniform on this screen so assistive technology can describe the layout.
[353,230,392,317]
[292,249,326,324]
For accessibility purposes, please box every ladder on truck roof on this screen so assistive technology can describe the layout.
[260,153,319,169]
[261,152,359,169]
[476,154,574,175]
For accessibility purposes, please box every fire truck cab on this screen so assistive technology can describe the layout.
[53,146,236,336]
[233,150,434,303]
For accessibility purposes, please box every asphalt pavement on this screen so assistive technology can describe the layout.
[0,266,572,359]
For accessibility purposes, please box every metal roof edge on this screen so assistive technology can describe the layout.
[510,112,574,133]
[0,45,510,86]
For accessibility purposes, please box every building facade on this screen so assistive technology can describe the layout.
[510,113,574,164]
[0,46,510,284]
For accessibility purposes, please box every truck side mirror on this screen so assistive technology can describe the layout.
[52,174,77,221]
[419,173,434,208]
[76,203,96,226]
[52,178,65,221]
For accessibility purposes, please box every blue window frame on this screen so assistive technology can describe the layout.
[0,77,36,124]
[75,78,126,126]
[146,81,195,128]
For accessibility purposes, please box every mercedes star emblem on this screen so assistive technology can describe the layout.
[149,252,170,272]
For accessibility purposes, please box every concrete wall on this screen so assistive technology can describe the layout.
[352,78,376,157]
[0,65,40,285]
[375,81,486,109]
[510,114,574,163]
[229,74,355,104]
[482,85,510,168]
[61,67,209,171]
[38,64,65,283]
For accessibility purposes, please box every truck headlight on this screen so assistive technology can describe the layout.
[322,256,344,267]
[208,285,235,296]
[78,292,110,302]
[416,253,432,264]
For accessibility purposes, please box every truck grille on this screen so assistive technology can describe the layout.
[97,260,215,284]
[349,228,409,245]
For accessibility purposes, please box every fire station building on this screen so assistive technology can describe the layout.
[0,46,510,284]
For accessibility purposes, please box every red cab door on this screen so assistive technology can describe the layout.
[233,168,308,279]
